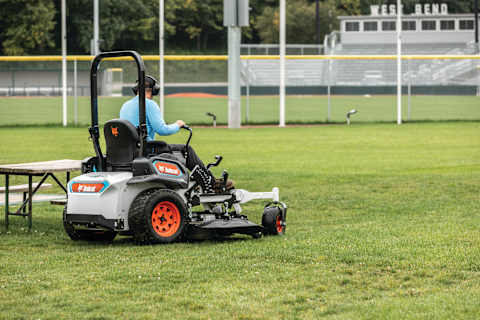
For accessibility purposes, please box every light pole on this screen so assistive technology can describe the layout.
[61,0,67,127]
[315,0,320,44]
[224,0,249,128]
[475,0,479,53]
[92,0,100,55]
[159,0,165,117]
[396,0,402,125]
[279,0,286,127]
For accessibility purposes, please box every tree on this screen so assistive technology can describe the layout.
[1,0,475,55]
[243,0,278,43]
[256,0,338,44]
[62,0,224,53]
[336,0,361,15]
[65,0,166,54]
[173,0,224,50]
[0,0,56,55]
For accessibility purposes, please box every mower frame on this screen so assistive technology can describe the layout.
[63,50,287,244]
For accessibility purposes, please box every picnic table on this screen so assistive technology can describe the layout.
[0,159,82,230]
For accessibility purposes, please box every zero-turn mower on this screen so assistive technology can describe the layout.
[63,51,287,244]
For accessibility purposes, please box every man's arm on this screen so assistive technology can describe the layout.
[147,100,180,136]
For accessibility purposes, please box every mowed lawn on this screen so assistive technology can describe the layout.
[0,95,478,126]
[0,123,479,319]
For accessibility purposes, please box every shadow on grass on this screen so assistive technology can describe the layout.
[0,211,258,249]
[63,233,256,248]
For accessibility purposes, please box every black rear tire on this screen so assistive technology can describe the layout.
[128,189,187,244]
[63,207,117,242]
[262,206,286,236]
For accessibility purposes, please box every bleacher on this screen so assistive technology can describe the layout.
[241,43,478,87]
[242,59,326,86]
[332,43,476,86]
[335,43,470,55]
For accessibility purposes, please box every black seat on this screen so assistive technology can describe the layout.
[145,140,171,156]
[104,119,140,171]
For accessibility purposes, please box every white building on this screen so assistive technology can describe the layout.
[338,3,479,46]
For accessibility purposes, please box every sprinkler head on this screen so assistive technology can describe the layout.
[206,112,217,127]
[346,109,358,125]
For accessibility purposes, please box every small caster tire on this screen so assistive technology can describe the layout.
[262,206,286,236]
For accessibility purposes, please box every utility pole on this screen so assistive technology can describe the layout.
[92,0,100,56]
[315,0,320,44]
[475,0,479,53]
[159,0,165,117]
[279,0,286,127]
[224,0,249,128]
[396,0,402,125]
[61,0,67,127]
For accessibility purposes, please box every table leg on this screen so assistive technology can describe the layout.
[66,172,71,201]
[28,175,32,230]
[22,192,27,214]
[17,173,48,214]
[5,174,9,230]
[50,173,68,194]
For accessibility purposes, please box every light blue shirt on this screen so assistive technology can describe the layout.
[119,96,179,141]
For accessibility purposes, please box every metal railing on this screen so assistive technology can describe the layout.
[241,44,324,55]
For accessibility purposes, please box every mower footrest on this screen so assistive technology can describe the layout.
[65,214,123,230]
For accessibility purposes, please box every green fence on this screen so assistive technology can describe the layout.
[0,55,479,126]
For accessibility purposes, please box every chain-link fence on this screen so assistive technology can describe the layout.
[0,54,478,126]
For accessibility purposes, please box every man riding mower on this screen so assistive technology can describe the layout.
[63,51,287,244]
[119,73,232,193]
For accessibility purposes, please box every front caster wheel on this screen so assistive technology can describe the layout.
[262,206,286,236]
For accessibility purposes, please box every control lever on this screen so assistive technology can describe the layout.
[207,155,223,170]
[181,125,192,163]
[221,170,229,191]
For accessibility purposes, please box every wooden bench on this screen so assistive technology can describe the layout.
[0,183,66,206]
[50,199,67,206]
[0,159,81,230]
[0,184,67,207]
[0,183,52,194]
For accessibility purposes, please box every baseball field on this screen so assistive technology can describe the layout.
[0,95,478,126]
[0,121,479,319]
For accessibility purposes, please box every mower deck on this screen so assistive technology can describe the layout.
[187,218,263,239]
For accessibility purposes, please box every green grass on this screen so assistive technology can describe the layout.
[0,95,478,126]
[0,123,480,319]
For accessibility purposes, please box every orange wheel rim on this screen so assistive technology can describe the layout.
[276,215,283,233]
[151,201,181,237]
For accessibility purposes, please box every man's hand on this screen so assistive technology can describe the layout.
[175,120,186,128]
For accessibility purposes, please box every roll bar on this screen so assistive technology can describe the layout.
[89,51,147,171]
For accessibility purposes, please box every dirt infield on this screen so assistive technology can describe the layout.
[166,93,227,98]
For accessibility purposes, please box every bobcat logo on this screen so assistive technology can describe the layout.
[71,183,105,193]
[111,127,119,137]
[154,162,181,176]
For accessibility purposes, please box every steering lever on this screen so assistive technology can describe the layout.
[207,155,223,170]
[181,125,192,163]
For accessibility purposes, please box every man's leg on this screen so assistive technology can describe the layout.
[169,144,207,172]
[169,144,234,192]
[169,144,216,192]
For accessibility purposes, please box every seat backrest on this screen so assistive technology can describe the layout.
[104,119,140,171]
